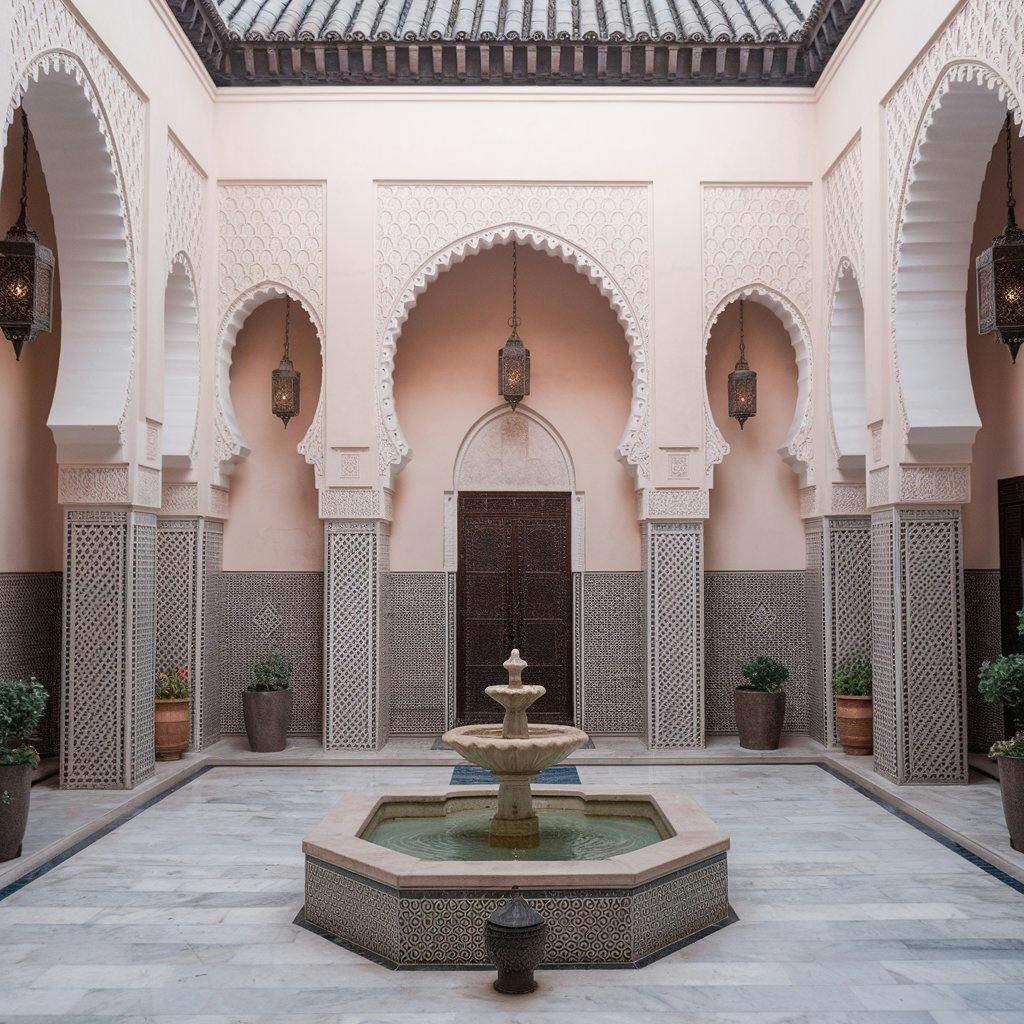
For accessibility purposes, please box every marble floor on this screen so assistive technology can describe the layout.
[2,763,1024,1023]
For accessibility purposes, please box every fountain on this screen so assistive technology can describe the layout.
[301,649,731,968]
[441,649,588,847]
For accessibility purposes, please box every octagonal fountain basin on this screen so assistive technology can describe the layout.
[300,786,730,968]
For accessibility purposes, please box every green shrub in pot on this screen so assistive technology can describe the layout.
[244,652,293,752]
[735,656,788,750]
[0,677,48,860]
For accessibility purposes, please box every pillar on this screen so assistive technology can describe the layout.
[870,507,967,784]
[804,516,871,747]
[61,508,157,789]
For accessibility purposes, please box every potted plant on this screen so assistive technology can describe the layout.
[735,656,788,750]
[0,677,48,861]
[244,652,293,752]
[979,617,1024,852]
[833,654,872,755]
[155,666,190,761]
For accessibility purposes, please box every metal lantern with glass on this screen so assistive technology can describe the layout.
[498,241,530,411]
[271,295,300,427]
[977,112,1024,363]
[0,110,54,361]
[727,298,757,428]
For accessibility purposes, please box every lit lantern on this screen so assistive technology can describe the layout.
[498,241,530,411]
[271,296,300,427]
[727,298,757,429]
[0,110,54,361]
[977,112,1024,363]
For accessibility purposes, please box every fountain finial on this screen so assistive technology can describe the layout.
[503,649,527,689]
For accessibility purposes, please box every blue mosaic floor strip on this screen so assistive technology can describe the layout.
[450,764,581,785]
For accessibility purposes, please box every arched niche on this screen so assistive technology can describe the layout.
[162,253,200,466]
[215,281,325,477]
[892,63,1022,448]
[5,54,134,448]
[704,284,814,481]
[828,262,868,469]
[378,225,649,488]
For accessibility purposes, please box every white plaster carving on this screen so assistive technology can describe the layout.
[319,486,394,521]
[145,422,160,464]
[58,465,131,506]
[164,254,202,464]
[208,486,229,519]
[338,453,361,481]
[899,464,971,505]
[161,482,200,515]
[136,466,161,509]
[454,406,574,492]
[217,183,326,475]
[666,451,691,480]
[374,184,652,487]
[638,488,710,521]
[571,494,586,573]
[799,486,818,519]
[824,136,864,285]
[166,134,205,274]
[830,483,867,516]
[886,0,1024,443]
[870,422,883,464]
[868,467,890,508]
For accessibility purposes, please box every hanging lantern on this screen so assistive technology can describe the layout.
[727,298,757,429]
[271,296,300,427]
[498,241,530,411]
[977,112,1024,363]
[0,110,54,361]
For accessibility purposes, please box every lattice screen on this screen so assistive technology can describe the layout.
[199,521,224,749]
[871,510,899,781]
[645,522,703,748]
[131,516,157,784]
[804,522,826,745]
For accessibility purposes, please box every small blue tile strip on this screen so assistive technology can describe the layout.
[450,764,581,785]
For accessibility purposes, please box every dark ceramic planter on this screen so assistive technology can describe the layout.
[243,688,292,752]
[734,688,786,751]
[998,755,1024,853]
[0,762,33,861]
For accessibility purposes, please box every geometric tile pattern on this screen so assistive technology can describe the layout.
[705,571,809,735]
[964,569,1004,754]
[61,509,157,790]
[304,852,729,967]
[871,508,967,785]
[0,571,61,757]
[385,572,446,735]
[324,521,387,749]
[645,521,703,747]
[582,572,644,734]
[221,571,323,736]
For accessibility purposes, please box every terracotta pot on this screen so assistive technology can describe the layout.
[0,762,33,861]
[998,755,1024,853]
[835,695,873,755]
[243,688,292,752]
[734,688,785,750]
[155,698,190,761]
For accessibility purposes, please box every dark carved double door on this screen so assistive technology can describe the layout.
[457,491,572,725]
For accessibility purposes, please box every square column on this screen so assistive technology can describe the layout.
[804,517,871,747]
[155,518,224,751]
[323,520,391,749]
[870,508,967,784]
[644,521,704,748]
[61,509,157,789]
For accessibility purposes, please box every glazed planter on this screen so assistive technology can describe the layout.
[155,698,189,761]
[0,762,33,861]
[835,695,873,755]
[243,688,292,752]
[734,688,786,751]
[998,755,1024,853]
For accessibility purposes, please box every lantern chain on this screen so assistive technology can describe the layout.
[1006,112,1018,231]
[284,295,292,360]
[18,109,29,230]
[738,298,746,363]
[508,240,521,333]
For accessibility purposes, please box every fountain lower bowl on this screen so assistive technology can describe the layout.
[442,723,588,775]
[301,786,730,968]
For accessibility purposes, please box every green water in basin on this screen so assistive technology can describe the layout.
[365,808,663,861]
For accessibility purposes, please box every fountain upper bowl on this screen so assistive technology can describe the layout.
[442,722,588,775]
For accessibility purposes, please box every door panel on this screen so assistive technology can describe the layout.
[457,491,572,725]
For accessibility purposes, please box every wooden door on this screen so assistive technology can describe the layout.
[457,491,572,725]
[998,476,1024,736]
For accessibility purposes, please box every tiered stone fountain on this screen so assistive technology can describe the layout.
[301,648,731,968]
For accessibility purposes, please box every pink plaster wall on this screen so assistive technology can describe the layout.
[0,118,61,573]
[704,301,803,571]
[390,244,639,571]
[963,128,1024,570]
[222,299,323,571]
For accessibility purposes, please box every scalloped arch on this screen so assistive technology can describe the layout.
[703,284,814,480]
[4,50,135,447]
[891,60,1022,446]
[163,253,201,465]
[377,223,650,487]
[215,282,326,478]
[827,259,867,468]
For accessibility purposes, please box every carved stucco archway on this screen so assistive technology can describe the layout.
[3,50,137,447]
[827,260,868,469]
[214,281,325,478]
[703,284,814,482]
[163,253,200,466]
[376,223,651,490]
[890,60,1023,448]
